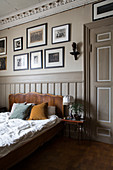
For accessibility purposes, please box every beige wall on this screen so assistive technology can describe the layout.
[0,4,92,76]
[0,4,92,109]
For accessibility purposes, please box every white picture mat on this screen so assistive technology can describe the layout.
[31,51,42,68]
[0,37,6,55]
[15,54,28,70]
[27,25,46,47]
[14,38,22,50]
[53,25,69,43]
[46,48,63,67]
[94,0,113,20]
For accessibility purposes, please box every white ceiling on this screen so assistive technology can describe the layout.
[0,0,48,18]
[0,0,98,30]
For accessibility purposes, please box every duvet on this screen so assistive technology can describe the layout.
[0,112,61,157]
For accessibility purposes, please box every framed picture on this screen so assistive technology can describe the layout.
[26,23,47,48]
[0,37,7,56]
[30,50,43,69]
[13,53,29,71]
[44,47,64,69]
[52,24,70,44]
[93,0,113,21]
[13,37,23,51]
[0,57,7,70]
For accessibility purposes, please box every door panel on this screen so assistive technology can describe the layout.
[97,32,111,42]
[97,87,111,122]
[97,127,111,137]
[90,25,113,144]
[97,46,111,81]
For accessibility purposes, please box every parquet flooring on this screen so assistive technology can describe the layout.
[10,136,113,170]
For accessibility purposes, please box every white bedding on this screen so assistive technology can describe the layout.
[0,112,61,158]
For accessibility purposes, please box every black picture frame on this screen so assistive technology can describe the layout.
[92,0,113,21]
[0,57,7,70]
[44,47,64,69]
[13,37,23,51]
[0,37,7,56]
[30,50,43,70]
[13,53,29,71]
[52,24,70,44]
[26,23,47,49]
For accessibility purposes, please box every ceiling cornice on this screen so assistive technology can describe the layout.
[0,0,98,30]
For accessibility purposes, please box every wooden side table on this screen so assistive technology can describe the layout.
[62,118,85,140]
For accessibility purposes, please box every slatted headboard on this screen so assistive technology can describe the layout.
[9,92,64,118]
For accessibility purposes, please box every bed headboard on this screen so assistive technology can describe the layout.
[9,92,64,118]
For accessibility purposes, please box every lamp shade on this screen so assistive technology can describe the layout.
[63,95,70,105]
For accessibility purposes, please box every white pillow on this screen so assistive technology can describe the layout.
[48,106,56,116]
[26,103,35,106]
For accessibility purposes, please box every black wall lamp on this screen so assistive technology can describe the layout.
[70,42,80,60]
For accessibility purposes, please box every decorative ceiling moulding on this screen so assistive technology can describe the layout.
[0,0,97,30]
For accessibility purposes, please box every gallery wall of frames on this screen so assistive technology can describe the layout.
[0,23,70,71]
[0,4,91,76]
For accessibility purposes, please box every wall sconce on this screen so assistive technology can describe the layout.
[70,42,80,60]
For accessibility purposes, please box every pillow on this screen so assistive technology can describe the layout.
[9,104,31,120]
[48,106,56,116]
[28,103,48,120]
[25,103,36,120]
[26,103,35,106]
[10,103,26,115]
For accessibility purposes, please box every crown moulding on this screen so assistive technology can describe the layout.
[0,0,97,30]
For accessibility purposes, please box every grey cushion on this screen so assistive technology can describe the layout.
[48,106,56,116]
[9,104,31,120]
[10,103,26,116]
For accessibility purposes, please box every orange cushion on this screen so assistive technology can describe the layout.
[28,103,48,120]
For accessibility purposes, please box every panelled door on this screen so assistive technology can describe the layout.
[90,24,113,144]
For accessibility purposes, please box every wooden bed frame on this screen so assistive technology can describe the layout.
[0,92,64,169]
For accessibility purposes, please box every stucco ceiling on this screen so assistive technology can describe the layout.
[0,0,48,18]
[0,0,98,30]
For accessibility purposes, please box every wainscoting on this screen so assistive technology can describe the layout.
[0,71,84,110]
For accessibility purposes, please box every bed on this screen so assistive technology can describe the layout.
[0,92,64,169]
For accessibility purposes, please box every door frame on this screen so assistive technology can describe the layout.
[84,16,113,123]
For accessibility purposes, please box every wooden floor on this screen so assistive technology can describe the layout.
[9,136,113,170]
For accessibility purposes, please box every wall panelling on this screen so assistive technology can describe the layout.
[0,72,83,109]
